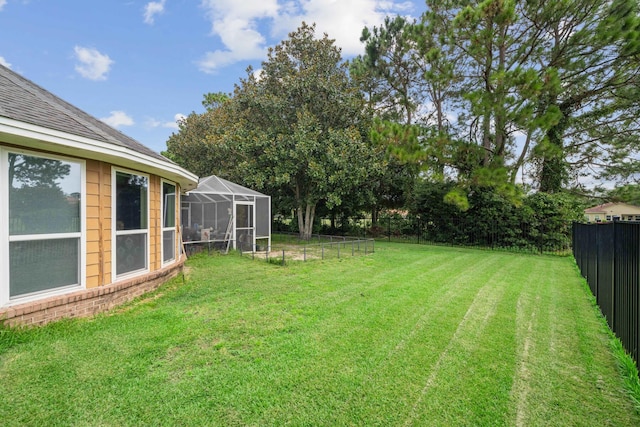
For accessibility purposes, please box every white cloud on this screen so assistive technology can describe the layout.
[100,111,134,128]
[73,46,114,81]
[144,0,166,25]
[275,0,415,55]
[0,1,6,12]
[171,113,187,127]
[0,56,11,69]
[197,0,279,73]
[197,0,416,73]
[252,68,265,81]
[147,113,186,130]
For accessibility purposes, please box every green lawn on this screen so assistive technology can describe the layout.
[1,243,638,426]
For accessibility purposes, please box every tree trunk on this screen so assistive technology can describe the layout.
[297,205,305,239]
[482,45,494,167]
[539,135,565,193]
[494,33,507,162]
[297,202,316,240]
[511,130,532,184]
[539,112,568,193]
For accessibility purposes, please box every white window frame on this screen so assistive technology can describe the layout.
[0,147,86,307]
[112,167,150,280]
[161,179,177,266]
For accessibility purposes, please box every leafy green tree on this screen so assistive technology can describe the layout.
[530,0,640,192]
[164,96,240,178]
[201,91,230,111]
[357,0,640,201]
[9,155,70,189]
[165,23,384,239]
[411,179,582,250]
[607,184,640,206]
[357,15,425,125]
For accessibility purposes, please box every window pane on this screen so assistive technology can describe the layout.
[116,172,147,231]
[10,239,79,297]
[9,153,81,235]
[163,230,175,262]
[116,233,147,275]
[163,182,176,228]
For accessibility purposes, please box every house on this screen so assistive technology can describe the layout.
[0,64,198,326]
[584,202,640,223]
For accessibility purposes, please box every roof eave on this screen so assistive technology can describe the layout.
[0,117,198,191]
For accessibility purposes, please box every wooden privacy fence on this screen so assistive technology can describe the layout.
[573,221,640,365]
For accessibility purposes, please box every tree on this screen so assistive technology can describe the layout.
[234,24,383,239]
[8,154,77,234]
[9,154,71,190]
[357,0,640,199]
[165,23,384,239]
[164,95,240,178]
[607,184,640,206]
[530,0,640,192]
[201,91,230,111]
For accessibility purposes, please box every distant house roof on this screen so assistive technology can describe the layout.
[584,202,640,214]
[0,64,197,190]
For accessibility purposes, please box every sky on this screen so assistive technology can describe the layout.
[0,0,425,155]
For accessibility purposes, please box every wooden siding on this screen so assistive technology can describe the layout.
[0,155,183,291]
[1,150,187,326]
[150,175,160,271]
[86,160,112,288]
[85,163,181,287]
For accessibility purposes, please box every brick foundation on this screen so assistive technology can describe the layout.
[0,256,186,327]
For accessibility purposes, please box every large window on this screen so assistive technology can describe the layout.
[2,151,84,302]
[114,170,148,277]
[162,181,176,263]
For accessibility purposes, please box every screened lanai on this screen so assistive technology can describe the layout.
[180,175,271,252]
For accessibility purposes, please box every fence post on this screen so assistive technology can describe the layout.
[282,249,286,266]
[388,217,391,242]
[612,220,617,332]
[538,221,544,254]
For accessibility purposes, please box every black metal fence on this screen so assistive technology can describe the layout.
[573,221,640,365]
[274,215,572,255]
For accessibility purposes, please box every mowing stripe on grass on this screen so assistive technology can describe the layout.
[399,254,530,426]
[1,243,639,426]
[513,293,541,427]
[403,274,508,426]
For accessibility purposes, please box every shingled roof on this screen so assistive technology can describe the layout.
[0,63,167,162]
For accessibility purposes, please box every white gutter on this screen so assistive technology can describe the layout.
[0,117,199,191]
